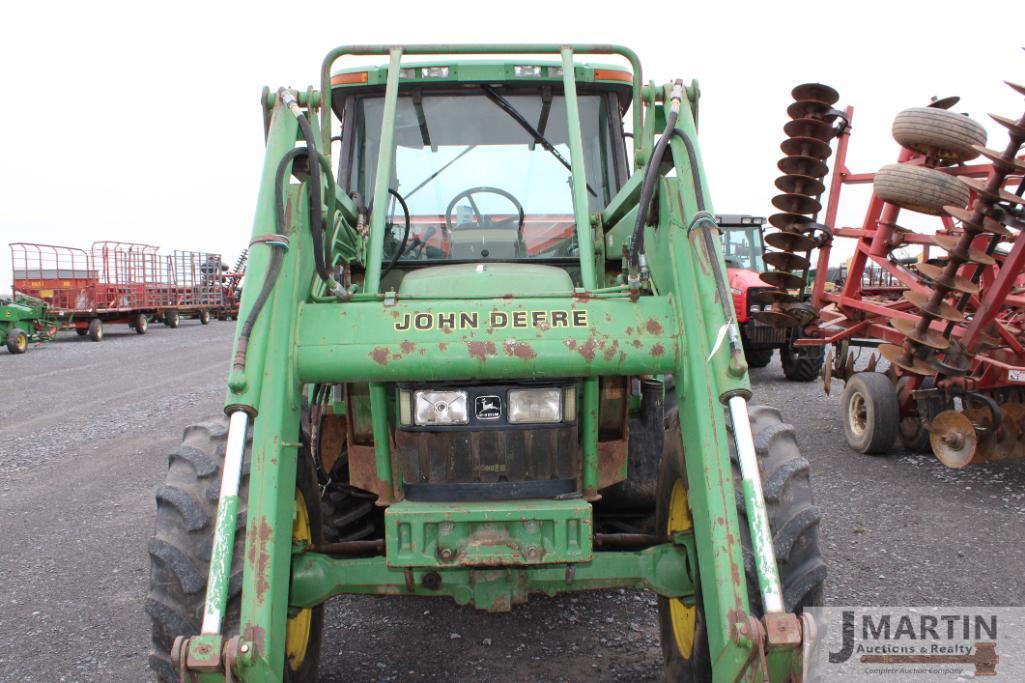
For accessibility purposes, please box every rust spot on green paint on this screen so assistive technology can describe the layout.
[651,343,665,357]
[577,337,597,362]
[438,342,448,352]
[632,339,643,348]
[371,347,389,365]
[602,339,620,362]
[646,318,664,335]
[625,326,633,336]
[466,340,497,361]
[253,517,273,604]
[503,340,536,360]
[400,341,416,355]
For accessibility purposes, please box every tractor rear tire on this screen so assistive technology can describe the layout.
[134,314,149,335]
[88,319,103,342]
[146,417,324,682]
[842,373,898,454]
[892,107,987,164]
[199,310,210,325]
[6,329,28,354]
[744,346,774,369]
[780,343,823,382]
[873,164,969,216]
[657,406,826,680]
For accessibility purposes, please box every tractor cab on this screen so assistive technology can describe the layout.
[330,61,633,289]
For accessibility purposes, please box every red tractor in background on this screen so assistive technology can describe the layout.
[718,213,825,380]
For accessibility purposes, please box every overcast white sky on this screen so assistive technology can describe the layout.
[1,0,1021,294]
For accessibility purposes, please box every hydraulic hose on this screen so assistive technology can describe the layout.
[628,81,685,282]
[376,189,411,279]
[232,146,308,372]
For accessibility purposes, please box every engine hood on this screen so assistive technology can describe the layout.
[397,263,574,298]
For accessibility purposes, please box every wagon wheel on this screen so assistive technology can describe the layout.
[88,319,103,342]
[134,314,149,335]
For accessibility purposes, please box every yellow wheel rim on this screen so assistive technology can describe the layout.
[667,480,697,659]
[285,489,312,671]
[17,335,27,352]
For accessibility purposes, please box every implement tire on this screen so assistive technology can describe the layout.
[892,107,986,164]
[842,373,898,454]
[873,164,969,216]
[88,318,103,342]
[781,343,823,382]
[657,406,826,681]
[146,417,324,682]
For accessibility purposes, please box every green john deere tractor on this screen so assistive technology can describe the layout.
[0,294,58,354]
[148,44,825,682]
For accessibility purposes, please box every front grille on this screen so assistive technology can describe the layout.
[396,383,578,501]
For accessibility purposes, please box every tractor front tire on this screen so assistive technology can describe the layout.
[781,343,823,382]
[657,406,826,681]
[842,372,899,454]
[88,319,103,342]
[146,417,324,682]
[744,346,774,369]
[6,329,28,354]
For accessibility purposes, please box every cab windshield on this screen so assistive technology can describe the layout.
[720,227,766,272]
[343,88,622,264]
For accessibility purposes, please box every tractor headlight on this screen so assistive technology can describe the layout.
[508,388,562,424]
[414,390,469,425]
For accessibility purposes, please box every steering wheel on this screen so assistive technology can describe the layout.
[444,186,525,240]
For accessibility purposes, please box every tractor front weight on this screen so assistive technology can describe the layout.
[157,44,819,683]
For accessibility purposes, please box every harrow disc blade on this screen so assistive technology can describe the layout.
[903,290,966,323]
[783,118,834,143]
[927,95,960,110]
[791,82,840,105]
[890,317,951,350]
[765,230,818,253]
[751,310,800,328]
[774,172,827,196]
[769,212,815,231]
[778,154,830,179]
[988,113,1025,139]
[752,289,799,305]
[915,262,981,295]
[787,99,836,121]
[958,176,1025,206]
[943,205,1013,236]
[930,410,978,468]
[764,250,811,272]
[879,343,938,376]
[930,233,996,266]
[760,270,806,290]
[780,136,833,161]
[971,144,1025,173]
[771,192,823,216]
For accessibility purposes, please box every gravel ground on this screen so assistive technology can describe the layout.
[1,324,1023,682]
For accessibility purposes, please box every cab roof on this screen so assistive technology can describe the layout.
[330,59,633,108]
